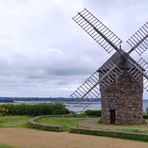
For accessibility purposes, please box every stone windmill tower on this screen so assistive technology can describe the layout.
[99,52,144,124]
[71,9,148,124]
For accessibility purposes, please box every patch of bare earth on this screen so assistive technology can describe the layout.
[0,128,148,148]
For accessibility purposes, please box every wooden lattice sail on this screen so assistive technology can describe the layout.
[71,8,148,124]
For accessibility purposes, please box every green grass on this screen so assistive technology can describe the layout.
[0,116,31,128]
[36,117,90,131]
[37,117,148,134]
[0,116,147,143]
[113,128,148,134]
[0,144,14,148]
[79,118,148,134]
[1,116,148,134]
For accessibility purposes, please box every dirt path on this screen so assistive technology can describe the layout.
[0,128,147,148]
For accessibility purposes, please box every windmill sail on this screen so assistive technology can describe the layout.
[126,22,148,91]
[71,61,123,109]
[71,71,100,109]
[128,57,148,91]
[72,8,148,111]
[137,58,148,74]
[72,8,122,53]
[144,77,148,91]
[127,22,148,55]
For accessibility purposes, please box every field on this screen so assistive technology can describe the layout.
[37,117,148,134]
[36,117,90,131]
[0,144,14,148]
[79,118,148,134]
[0,116,31,128]
[0,116,148,148]
[0,128,148,148]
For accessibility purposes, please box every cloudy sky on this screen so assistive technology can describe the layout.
[0,0,148,98]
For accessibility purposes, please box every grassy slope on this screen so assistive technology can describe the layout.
[79,118,148,134]
[36,117,90,131]
[0,144,14,148]
[0,116,31,148]
[0,116,148,134]
[37,117,148,142]
[37,117,148,134]
[0,116,148,143]
[0,116,31,128]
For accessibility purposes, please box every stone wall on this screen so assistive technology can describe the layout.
[100,70,143,124]
[70,128,148,140]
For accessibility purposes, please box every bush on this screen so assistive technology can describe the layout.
[143,114,148,119]
[0,107,8,116]
[146,107,148,114]
[84,110,101,117]
[0,103,69,116]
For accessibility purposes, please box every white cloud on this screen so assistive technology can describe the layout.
[0,0,147,98]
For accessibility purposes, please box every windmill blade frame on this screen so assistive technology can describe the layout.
[71,61,123,109]
[127,22,148,55]
[71,8,148,124]
[72,8,122,54]
[72,8,148,112]
[128,57,148,91]
[126,22,148,91]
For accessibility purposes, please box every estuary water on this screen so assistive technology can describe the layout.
[3,100,148,113]
[66,100,148,113]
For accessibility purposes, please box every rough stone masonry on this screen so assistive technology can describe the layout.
[99,53,143,124]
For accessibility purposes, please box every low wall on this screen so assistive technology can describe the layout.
[28,115,148,141]
[70,128,148,141]
[28,115,71,132]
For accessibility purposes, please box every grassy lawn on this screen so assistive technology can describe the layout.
[36,117,91,131]
[0,116,148,134]
[0,115,147,144]
[0,116,31,128]
[79,118,148,134]
[37,117,148,134]
[0,144,14,148]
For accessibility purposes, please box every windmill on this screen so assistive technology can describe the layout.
[71,8,148,124]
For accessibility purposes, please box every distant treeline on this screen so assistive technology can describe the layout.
[0,97,101,102]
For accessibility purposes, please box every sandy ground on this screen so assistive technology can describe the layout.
[0,128,148,148]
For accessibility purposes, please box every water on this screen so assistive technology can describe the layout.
[1,100,147,113]
[65,103,101,113]
[66,100,148,113]
[143,100,148,113]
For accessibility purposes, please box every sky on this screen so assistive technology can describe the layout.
[0,0,148,98]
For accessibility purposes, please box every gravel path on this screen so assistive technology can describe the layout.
[0,128,148,148]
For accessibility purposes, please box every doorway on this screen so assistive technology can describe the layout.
[110,109,116,124]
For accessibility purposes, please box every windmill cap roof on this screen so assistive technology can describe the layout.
[98,52,145,71]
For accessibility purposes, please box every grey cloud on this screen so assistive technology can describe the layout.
[0,0,147,97]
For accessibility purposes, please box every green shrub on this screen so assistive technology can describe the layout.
[77,112,87,118]
[84,110,101,117]
[0,107,8,116]
[0,103,69,116]
[146,107,148,114]
[143,114,148,119]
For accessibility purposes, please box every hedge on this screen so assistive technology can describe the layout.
[83,110,148,119]
[143,114,148,119]
[0,103,70,116]
[84,110,101,117]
